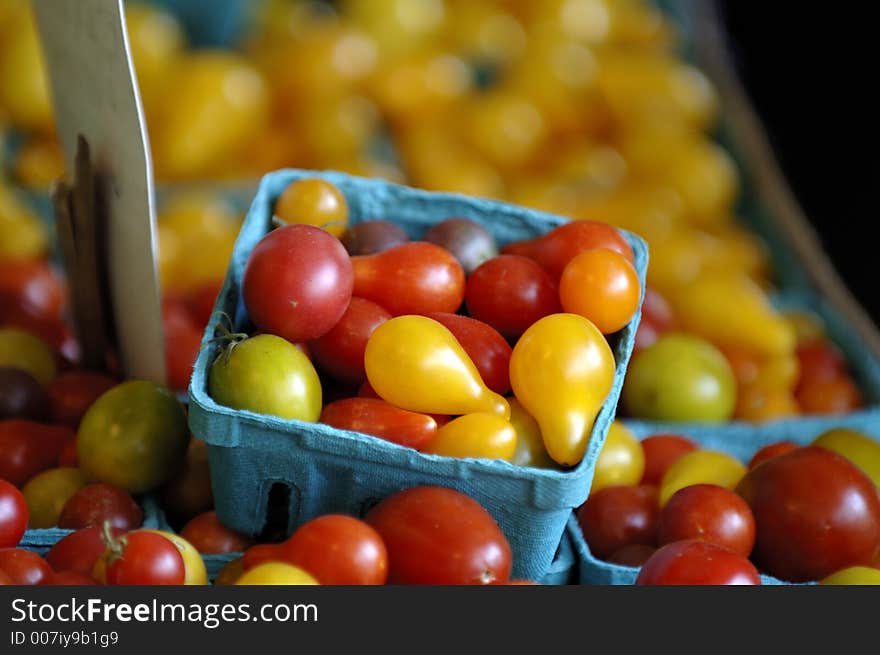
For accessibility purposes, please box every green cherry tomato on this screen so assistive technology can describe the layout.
[820,566,880,585]
[209,334,322,422]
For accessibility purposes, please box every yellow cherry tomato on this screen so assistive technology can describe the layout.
[365,316,509,419]
[509,398,555,468]
[820,566,880,585]
[22,468,87,528]
[343,0,447,62]
[510,313,615,466]
[12,138,65,190]
[0,5,53,133]
[463,90,547,171]
[659,450,747,506]
[273,178,349,238]
[590,421,644,494]
[143,530,208,586]
[734,386,800,423]
[125,2,185,120]
[0,328,57,384]
[813,429,880,488]
[424,413,517,461]
[235,562,319,586]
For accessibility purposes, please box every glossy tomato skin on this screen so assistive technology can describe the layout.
[341,220,408,256]
[422,218,498,275]
[57,484,143,532]
[276,515,388,585]
[640,434,697,486]
[576,485,659,560]
[351,242,465,316]
[320,398,438,450]
[242,224,354,343]
[0,419,74,487]
[41,571,98,585]
[748,441,799,469]
[657,484,755,557]
[0,548,53,585]
[736,447,880,582]
[559,248,641,335]
[105,531,186,585]
[636,540,761,585]
[0,479,28,547]
[46,371,116,428]
[180,511,253,555]
[501,220,634,280]
[426,312,512,394]
[465,255,561,340]
[309,297,391,384]
[365,486,511,585]
[0,368,48,421]
[45,526,124,576]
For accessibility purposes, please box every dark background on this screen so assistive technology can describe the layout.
[719,3,877,321]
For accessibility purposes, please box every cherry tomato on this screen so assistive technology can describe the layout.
[341,220,409,256]
[422,218,498,274]
[57,440,78,468]
[365,486,512,585]
[309,297,391,384]
[22,467,87,528]
[0,479,28,547]
[0,548,53,585]
[640,433,697,486]
[185,280,223,328]
[0,570,12,584]
[423,413,518,461]
[576,485,659,560]
[209,334,322,422]
[748,441,798,469]
[0,260,64,321]
[659,450,746,506]
[0,419,74,487]
[236,562,318,585]
[45,525,123,576]
[635,540,761,585]
[508,398,554,469]
[241,543,284,571]
[58,484,144,531]
[657,484,755,556]
[623,333,737,422]
[737,447,880,581]
[559,249,641,334]
[180,511,253,555]
[46,371,116,428]
[159,439,213,528]
[426,312,512,395]
[591,422,645,494]
[243,224,354,343]
[320,398,438,450]
[214,556,245,586]
[796,339,847,386]
[77,380,190,493]
[274,178,349,238]
[821,566,880,585]
[352,242,465,316]
[608,544,657,567]
[813,428,880,488]
[796,376,863,415]
[465,255,561,340]
[41,571,97,585]
[104,530,186,585]
[502,220,634,280]
[633,288,676,353]
[162,298,203,392]
[143,530,208,585]
[271,515,388,585]
[0,367,47,420]
[0,327,57,385]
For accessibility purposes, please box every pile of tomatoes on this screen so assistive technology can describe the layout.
[208,177,641,467]
[577,423,880,584]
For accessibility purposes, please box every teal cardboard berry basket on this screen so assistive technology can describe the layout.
[188,169,648,581]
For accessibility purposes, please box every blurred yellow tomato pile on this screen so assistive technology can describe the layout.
[0,0,868,421]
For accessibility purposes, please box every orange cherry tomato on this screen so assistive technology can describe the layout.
[559,248,641,334]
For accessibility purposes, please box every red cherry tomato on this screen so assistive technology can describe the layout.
[351,242,465,316]
[309,297,391,384]
[243,224,354,343]
[736,446,880,582]
[104,531,186,585]
[365,486,511,585]
[242,543,284,571]
[276,515,388,585]
[41,571,97,585]
[633,288,676,353]
[748,441,799,469]
[47,371,117,428]
[45,525,123,576]
[465,255,561,340]
[320,398,438,450]
[796,376,863,415]
[0,479,28,547]
[636,540,761,585]
[657,484,756,557]
[57,440,78,468]
[640,434,697,486]
[162,299,203,393]
[0,548,53,585]
[425,312,512,394]
[0,420,74,487]
[185,280,224,328]
[0,570,12,584]
[179,511,254,555]
[608,544,657,567]
[576,485,659,560]
[0,260,65,321]
[58,484,144,532]
[796,339,847,386]
[501,220,634,280]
